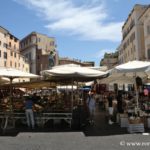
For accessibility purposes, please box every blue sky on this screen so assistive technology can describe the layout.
[0,0,149,66]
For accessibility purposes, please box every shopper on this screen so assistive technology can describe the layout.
[25,95,35,129]
[86,91,96,125]
[117,91,123,113]
[107,92,114,125]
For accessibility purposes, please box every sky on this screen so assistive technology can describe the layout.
[0,0,149,66]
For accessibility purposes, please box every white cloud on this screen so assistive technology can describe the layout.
[14,0,123,42]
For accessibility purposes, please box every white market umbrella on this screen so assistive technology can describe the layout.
[41,64,107,79]
[0,67,39,98]
[116,60,150,72]
[114,60,150,109]
[0,67,39,79]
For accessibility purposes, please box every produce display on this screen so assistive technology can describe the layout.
[0,92,73,113]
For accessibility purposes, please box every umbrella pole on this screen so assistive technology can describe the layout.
[134,73,139,115]
[3,77,15,132]
[10,77,13,112]
[71,79,73,110]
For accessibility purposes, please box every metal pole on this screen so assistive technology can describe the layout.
[9,77,13,112]
[134,72,139,115]
[71,79,73,109]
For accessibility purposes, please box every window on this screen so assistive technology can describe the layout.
[10,51,13,56]
[14,44,16,50]
[28,38,31,43]
[10,61,12,67]
[18,63,20,67]
[147,26,150,35]
[14,52,16,58]
[50,41,54,46]
[148,49,150,59]
[14,38,17,42]
[3,43,7,48]
[0,50,1,57]
[4,61,6,67]
[130,32,135,42]
[10,35,13,39]
[25,54,28,58]
[29,52,32,61]
[38,38,40,42]
[21,43,24,49]
[0,41,1,45]
[15,62,17,68]
[9,42,11,47]
[4,52,7,59]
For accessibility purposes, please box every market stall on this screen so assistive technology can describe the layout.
[0,67,39,131]
[112,60,150,133]
[41,64,108,128]
[0,65,107,131]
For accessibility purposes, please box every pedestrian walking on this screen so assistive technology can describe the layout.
[86,91,96,125]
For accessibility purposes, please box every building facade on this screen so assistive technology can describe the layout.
[0,26,29,72]
[59,57,95,67]
[100,52,118,69]
[118,4,148,64]
[139,5,150,60]
[0,26,30,82]
[20,32,59,75]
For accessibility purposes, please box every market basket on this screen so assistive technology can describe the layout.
[128,118,143,124]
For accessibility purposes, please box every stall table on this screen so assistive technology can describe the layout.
[0,111,72,130]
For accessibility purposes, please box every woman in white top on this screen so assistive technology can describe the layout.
[86,91,96,124]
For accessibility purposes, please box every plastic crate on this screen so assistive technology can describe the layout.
[127,123,144,133]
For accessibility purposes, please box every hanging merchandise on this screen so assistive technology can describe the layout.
[118,84,123,90]
[109,84,114,91]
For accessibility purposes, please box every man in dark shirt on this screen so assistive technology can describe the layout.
[25,96,35,129]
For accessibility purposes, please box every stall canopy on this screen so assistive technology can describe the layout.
[115,60,150,73]
[41,64,108,81]
[0,77,9,84]
[114,60,150,108]
[145,66,150,76]
[0,67,39,108]
[0,67,39,79]
[98,75,135,85]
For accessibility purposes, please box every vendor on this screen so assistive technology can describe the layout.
[25,95,35,129]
